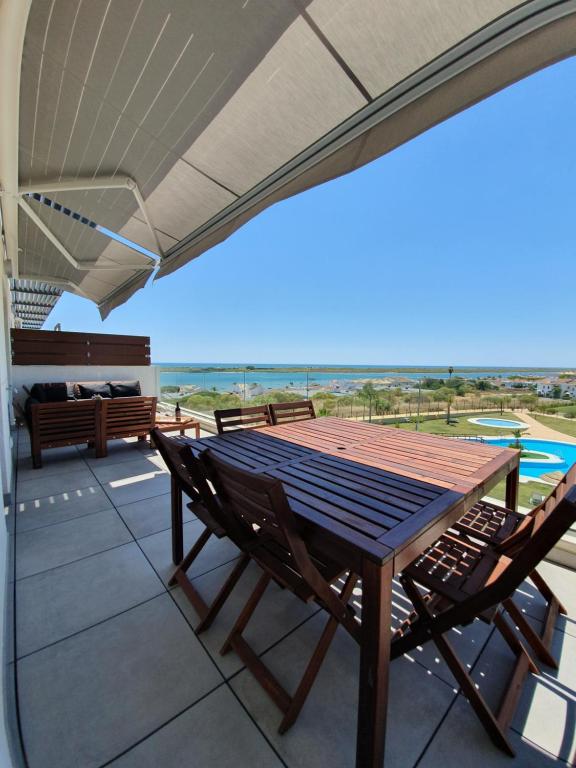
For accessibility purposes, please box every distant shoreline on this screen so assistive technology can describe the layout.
[157,364,569,375]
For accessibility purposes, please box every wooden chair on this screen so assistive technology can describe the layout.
[151,429,250,633]
[214,404,272,434]
[392,465,576,755]
[100,396,157,456]
[201,448,360,733]
[269,399,316,425]
[451,468,575,668]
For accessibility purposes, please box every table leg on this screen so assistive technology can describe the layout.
[505,466,519,511]
[194,422,200,439]
[356,557,394,768]
[171,476,183,565]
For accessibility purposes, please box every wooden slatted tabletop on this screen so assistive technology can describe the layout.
[171,417,519,768]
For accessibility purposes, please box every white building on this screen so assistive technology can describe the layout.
[233,382,264,398]
[536,379,555,396]
[560,380,576,398]
[536,378,576,398]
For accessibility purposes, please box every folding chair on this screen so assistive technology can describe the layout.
[451,467,576,668]
[151,429,249,633]
[201,448,360,733]
[214,404,272,434]
[392,465,576,755]
[269,399,316,425]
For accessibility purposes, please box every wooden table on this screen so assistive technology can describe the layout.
[154,417,200,439]
[170,417,519,767]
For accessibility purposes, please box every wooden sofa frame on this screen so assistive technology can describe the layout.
[29,396,157,468]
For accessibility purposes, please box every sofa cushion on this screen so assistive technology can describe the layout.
[30,382,68,403]
[77,382,112,399]
[109,380,141,398]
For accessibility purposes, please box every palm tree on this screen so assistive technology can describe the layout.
[358,383,377,423]
[446,367,454,423]
[445,391,455,424]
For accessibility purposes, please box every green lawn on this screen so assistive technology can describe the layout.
[487,479,552,510]
[531,413,576,439]
[392,412,522,437]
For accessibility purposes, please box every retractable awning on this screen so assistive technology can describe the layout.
[3,0,576,320]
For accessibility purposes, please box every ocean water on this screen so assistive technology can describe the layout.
[158,364,559,393]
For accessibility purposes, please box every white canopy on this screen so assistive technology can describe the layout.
[3,0,575,319]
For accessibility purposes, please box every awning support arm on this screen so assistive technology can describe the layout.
[17,198,155,271]
[17,175,163,258]
[17,273,90,299]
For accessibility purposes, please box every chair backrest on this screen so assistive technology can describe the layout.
[151,428,214,508]
[269,400,316,425]
[498,464,575,556]
[201,448,298,554]
[101,396,157,439]
[463,464,576,617]
[214,405,271,434]
[201,448,353,623]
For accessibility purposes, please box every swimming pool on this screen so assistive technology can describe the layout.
[468,417,528,429]
[486,438,576,478]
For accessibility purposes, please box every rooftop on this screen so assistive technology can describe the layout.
[10,428,576,767]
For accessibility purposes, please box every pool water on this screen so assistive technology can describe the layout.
[486,438,576,478]
[471,418,527,428]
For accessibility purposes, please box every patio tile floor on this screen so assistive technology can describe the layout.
[16,484,112,533]
[16,542,165,657]
[11,430,576,767]
[116,492,195,539]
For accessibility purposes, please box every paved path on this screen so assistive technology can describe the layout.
[517,410,576,445]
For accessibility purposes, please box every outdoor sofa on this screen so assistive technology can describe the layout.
[24,380,157,468]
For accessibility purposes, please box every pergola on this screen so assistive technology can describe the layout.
[1,0,575,323]
[9,278,62,329]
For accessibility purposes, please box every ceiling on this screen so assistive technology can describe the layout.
[4,0,576,321]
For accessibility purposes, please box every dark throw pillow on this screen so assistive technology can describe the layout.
[30,382,68,403]
[77,382,112,399]
[29,384,46,403]
[109,380,141,398]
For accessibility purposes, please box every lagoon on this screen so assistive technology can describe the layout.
[158,364,561,393]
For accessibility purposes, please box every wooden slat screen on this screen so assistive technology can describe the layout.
[11,328,151,366]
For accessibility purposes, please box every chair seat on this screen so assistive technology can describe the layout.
[453,500,523,544]
[404,531,509,617]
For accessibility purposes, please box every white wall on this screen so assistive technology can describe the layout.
[0,280,13,502]
[0,231,17,768]
[11,364,160,410]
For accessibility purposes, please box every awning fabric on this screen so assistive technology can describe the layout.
[16,0,576,319]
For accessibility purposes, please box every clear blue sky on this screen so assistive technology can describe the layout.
[48,58,576,367]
